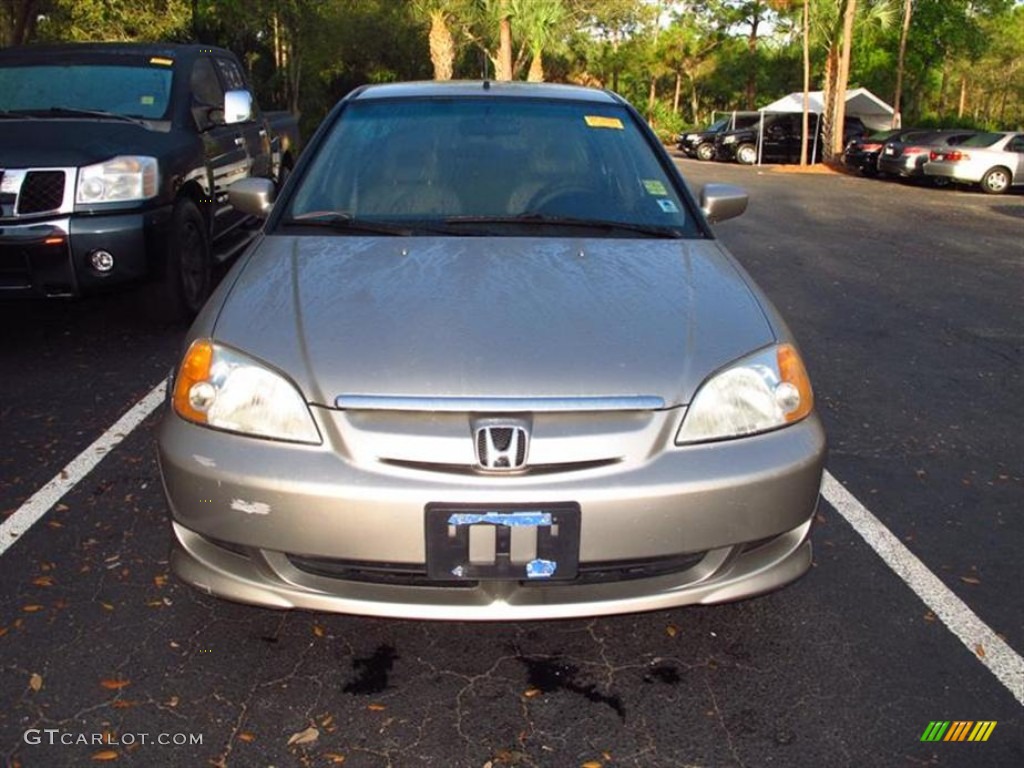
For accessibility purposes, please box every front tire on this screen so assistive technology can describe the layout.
[735,143,757,165]
[980,167,1011,195]
[150,199,211,323]
[696,143,716,162]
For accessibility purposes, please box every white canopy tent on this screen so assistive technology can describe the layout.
[755,87,895,164]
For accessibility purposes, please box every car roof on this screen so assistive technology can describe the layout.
[0,42,232,62]
[350,80,622,105]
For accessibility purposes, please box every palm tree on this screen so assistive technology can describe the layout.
[513,0,570,82]
[412,0,470,80]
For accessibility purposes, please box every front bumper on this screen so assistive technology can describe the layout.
[0,207,173,297]
[158,406,826,620]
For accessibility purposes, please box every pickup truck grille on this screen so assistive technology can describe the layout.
[17,171,66,214]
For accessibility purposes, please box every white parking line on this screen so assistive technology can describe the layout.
[822,471,1024,706]
[1,385,1020,706]
[0,381,166,557]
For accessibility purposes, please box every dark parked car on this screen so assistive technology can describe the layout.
[842,128,921,176]
[876,129,976,181]
[677,112,760,161]
[0,42,301,319]
[716,113,866,165]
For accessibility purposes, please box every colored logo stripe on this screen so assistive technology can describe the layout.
[921,721,950,741]
[921,721,997,742]
[968,721,997,742]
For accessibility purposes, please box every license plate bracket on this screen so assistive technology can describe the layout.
[425,503,580,581]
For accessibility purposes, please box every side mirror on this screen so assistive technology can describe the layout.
[224,89,253,124]
[700,183,748,224]
[228,177,275,218]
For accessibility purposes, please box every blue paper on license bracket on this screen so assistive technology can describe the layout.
[447,511,553,527]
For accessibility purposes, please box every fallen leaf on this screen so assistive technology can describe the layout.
[55,503,70,512]
[324,754,346,765]
[665,624,678,638]
[313,624,325,638]
[46,521,64,529]
[237,732,255,743]
[923,612,936,623]
[90,750,119,762]
[959,576,981,586]
[319,715,334,728]
[581,762,603,768]
[111,701,137,709]
[367,703,386,711]
[29,673,42,692]
[0,627,8,638]
[153,575,168,588]
[602,752,613,761]
[100,679,131,690]
[100,603,115,612]
[22,605,44,613]
[286,726,319,746]
[523,688,542,699]
[975,643,986,659]
[32,576,55,587]
[165,696,179,707]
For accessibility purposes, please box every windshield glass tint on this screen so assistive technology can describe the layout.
[289,97,694,234]
[0,64,173,119]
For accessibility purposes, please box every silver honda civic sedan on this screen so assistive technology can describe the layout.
[157,81,826,620]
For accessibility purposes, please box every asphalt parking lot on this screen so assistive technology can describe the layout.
[1,157,1021,767]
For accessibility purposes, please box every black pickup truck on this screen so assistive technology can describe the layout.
[0,42,300,319]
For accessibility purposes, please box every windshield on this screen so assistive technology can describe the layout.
[287,97,696,237]
[0,63,173,120]
[706,117,728,132]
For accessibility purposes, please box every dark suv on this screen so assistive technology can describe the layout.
[716,113,867,165]
[677,112,760,161]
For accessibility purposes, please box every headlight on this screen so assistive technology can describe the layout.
[686,133,697,140]
[171,339,321,444]
[676,344,813,445]
[722,135,737,144]
[76,156,158,204]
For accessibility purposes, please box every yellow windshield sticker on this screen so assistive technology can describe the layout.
[585,115,624,130]
[149,57,174,66]
[643,179,668,195]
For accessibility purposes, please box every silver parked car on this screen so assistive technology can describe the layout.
[157,82,826,620]
[924,131,1024,194]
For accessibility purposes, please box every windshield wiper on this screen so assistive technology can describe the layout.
[441,214,686,239]
[34,107,149,126]
[281,212,420,236]
[0,109,39,120]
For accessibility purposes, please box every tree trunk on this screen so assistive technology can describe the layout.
[745,3,762,110]
[800,0,810,166]
[820,45,838,164]
[647,76,657,123]
[937,57,950,116]
[498,1,513,81]
[957,75,967,118]
[527,52,543,82]
[428,10,455,81]
[830,0,858,160]
[673,72,682,115]
[891,0,913,128]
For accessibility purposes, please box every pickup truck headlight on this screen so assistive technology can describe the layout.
[172,339,321,445]
[676,344,813,444]
[76,156,159,204]
[722,135,737,144]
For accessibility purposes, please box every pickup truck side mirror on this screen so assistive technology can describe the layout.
[700,183,748,224]
[224,89,253,124]
[229,177,276,218]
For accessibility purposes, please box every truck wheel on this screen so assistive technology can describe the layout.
[153,199,211,322]
[980,167,1010,195]
[736,144,757,165]
[696,143,715,162]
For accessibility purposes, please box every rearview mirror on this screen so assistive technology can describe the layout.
[228,177,276,218]
[700,183,748,223]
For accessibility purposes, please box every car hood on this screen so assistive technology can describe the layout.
[0,118,169,167]
[212,235,776,408]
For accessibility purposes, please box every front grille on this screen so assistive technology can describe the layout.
[287,555,479,588]
[17,171,65,214]
[525,551,708,587]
